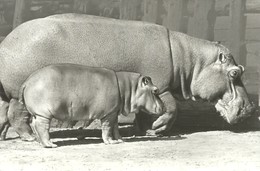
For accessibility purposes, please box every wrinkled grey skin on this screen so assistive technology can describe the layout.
[19,64,163,147]
[0,14,255,140]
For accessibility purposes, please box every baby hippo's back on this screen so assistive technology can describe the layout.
[20,64,121,121]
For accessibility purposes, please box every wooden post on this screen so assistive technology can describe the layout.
[228,0,246,65]
[13,0,32,29]
[163,0,187,32]
[142,0,158,23]
[259,67,260,108]
[119,0,139,20]
[187,0,216,40]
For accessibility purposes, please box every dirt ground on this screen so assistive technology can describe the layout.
[0,126,260,171]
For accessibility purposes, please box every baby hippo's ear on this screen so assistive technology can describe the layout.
[142,76,151,86]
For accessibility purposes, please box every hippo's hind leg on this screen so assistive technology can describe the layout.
[101,112,122,144]
[8,99,35,141]
[0,100,9,140]
[32,115,57,148]
[0,122,10,140]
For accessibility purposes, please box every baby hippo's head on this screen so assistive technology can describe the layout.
[134,76,164,115]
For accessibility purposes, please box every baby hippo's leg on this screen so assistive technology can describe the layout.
[112,116,123,143]
[32,116,57,148]
[101,113,122,144]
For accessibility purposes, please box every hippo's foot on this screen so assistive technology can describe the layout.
[20,133,36,142]
[42,141,58,148]
[146,129,156,136]
[117,139,124,143]
[34,137,57,148]
[0,123,9,141]
[146,129,164,137]
[0,134,6,141]
[104,138,124,145]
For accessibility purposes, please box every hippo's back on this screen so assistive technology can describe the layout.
[0,13,173,99]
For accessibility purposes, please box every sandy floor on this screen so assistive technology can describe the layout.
[0,127,260,171]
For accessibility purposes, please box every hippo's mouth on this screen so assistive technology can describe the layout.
[214,76,254,124]
[215,99,239,124]
[215,99,254,124]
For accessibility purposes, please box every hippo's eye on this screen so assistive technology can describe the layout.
[142,76,151,85]
[219,53,227,63]
[229,69,240,78]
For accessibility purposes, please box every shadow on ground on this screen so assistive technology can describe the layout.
[49,114,260,147]
[51,127,186,147]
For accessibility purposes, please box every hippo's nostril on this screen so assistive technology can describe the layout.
[152,88,159,95]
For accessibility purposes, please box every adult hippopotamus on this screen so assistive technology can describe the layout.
[17,64,163,147]
[0,14,255,140]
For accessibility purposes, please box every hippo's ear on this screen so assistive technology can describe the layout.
[238,65,245,73]
[142,76,151,86]
[218,52,227,63]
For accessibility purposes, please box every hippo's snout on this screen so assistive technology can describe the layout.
[150,96,165,116]
[215,99,256,125]
[155,102,164,115]
[157,96,166,115]
[239,102,256,117]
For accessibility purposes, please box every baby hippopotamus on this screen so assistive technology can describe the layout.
[18,64,164,148]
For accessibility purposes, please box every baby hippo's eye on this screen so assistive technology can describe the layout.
[142,76,151,85]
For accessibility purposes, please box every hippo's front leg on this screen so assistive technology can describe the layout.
[151,91,178,134]
[7,99,35,141]
[134,91,177,135]
[101,112,123,144]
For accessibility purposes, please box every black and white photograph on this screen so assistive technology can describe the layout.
[0,0,259,170]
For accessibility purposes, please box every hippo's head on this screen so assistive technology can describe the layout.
[190,43,255,124]
[134,76,164,115]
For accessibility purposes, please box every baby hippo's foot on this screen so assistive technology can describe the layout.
[42,141,58,148]
[117,139,124,143]
[21,134,36,142]
[103,138,124,145]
